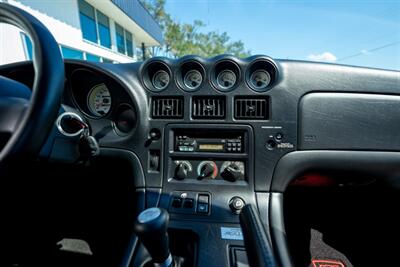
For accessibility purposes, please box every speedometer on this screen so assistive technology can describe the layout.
[87,83,112,117]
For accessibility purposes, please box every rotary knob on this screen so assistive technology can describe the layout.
[197,161,218,180]
[173,161,192,180]
[221,161,245,182]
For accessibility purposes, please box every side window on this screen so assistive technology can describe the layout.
[126,31,134,57]
[96,10,111,49]
[78,0,97,43]
[115,23,126,54]
[61,46,84,60]
[21,33,33,60]
[86,53,101,62]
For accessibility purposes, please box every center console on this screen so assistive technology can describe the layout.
[161,124,254,219]
[155,125,255,267]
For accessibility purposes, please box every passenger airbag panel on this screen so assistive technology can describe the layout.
[299,93,400,150]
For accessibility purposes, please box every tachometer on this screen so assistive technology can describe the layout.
[87,83,112,117]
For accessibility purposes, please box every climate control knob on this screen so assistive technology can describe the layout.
[173,161,192,180]
[174,163,188,180]
[197,161,218,179]
[220,161,245,182]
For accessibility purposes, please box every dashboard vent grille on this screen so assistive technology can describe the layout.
[151,97,184,119]
[192,96,226,119]
[234,97,269,120]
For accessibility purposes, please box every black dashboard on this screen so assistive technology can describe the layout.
[1,55,400,267]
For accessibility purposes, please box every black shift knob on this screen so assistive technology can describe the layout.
[134,207,172,266]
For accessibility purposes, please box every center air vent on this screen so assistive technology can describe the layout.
[192,96,225,119]
[234,97,269,120]
[151,97,183,118]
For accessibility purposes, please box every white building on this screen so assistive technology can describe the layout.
[0,0,163,64]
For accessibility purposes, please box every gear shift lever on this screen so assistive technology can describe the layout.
[134,207,173,267]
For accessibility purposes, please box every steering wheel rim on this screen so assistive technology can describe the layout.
[0,3,64,162]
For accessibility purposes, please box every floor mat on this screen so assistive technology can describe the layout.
[309,229,352,267]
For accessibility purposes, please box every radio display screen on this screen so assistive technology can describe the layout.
[198,144,224,151]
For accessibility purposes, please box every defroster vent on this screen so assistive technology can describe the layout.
[151,97,184,118]
[234,97,269,120]
[192,96,226,119]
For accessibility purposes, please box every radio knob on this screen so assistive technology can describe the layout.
[174,163,188,180]
[198,162,217,179]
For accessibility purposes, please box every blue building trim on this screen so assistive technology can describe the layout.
[111,0,163,45]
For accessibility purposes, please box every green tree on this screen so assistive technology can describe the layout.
[140,0,250,58]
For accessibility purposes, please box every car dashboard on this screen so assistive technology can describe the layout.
[1,54,400,267]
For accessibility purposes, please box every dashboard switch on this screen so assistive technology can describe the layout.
[197,203,209,214]
[198,194,209,204]
[183,198,194,209]
[171,197,182,208]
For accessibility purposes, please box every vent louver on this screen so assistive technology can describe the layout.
[234,97,269,120]
[192,96,225,119]
[151,97,183,119]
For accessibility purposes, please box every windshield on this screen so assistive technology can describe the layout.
[0,0,399,70]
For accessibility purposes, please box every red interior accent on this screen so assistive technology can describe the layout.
[312,259,345,267]
[290,173,336,187]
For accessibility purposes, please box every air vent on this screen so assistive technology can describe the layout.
[192,96,225,119]
[151,97,183,119]
[234,97,269,120]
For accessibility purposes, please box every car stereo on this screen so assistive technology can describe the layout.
[175,134,243,153]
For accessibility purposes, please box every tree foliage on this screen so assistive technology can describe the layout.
[140,0,250,58]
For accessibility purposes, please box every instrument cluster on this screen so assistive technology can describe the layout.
[140,56,279,94]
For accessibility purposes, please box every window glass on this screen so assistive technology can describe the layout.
[102,58,114,63]
[21,33,33,60]
[126,31,134,57]
[86,53,101,62]
[96,10,111,48]
[115,23,126,54]
[61,46,84,60]
[78,0,97,43]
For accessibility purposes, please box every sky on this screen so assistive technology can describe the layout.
[164,0,400,70]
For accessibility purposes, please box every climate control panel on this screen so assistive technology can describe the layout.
[169,159,245,182]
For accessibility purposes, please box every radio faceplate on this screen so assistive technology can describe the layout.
[175,134,243,153]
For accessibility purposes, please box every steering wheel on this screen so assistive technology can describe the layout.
[0,3,64,163]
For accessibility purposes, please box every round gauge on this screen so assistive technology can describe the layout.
[152,70,170,91]
[217,69,236,90]
[250,70,271,91]
[184,70,203,90]
[87,83,112,117]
